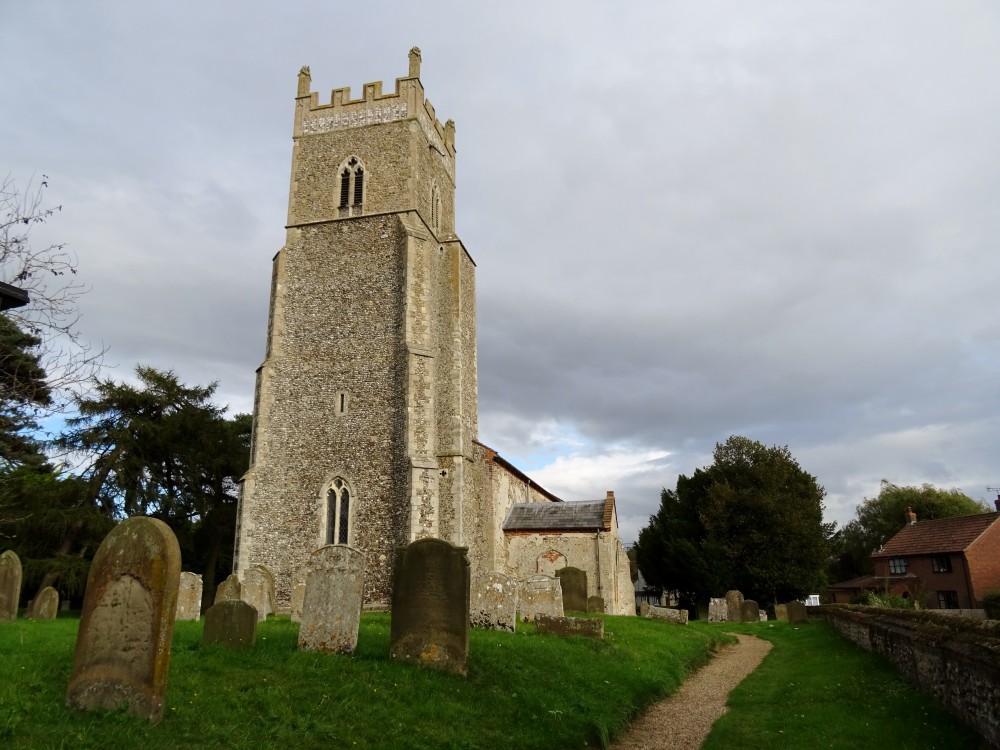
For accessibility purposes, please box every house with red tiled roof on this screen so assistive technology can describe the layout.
[828,506,1000,610]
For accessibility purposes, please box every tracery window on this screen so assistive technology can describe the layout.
[337,156,365,216]
[326,478,352,545]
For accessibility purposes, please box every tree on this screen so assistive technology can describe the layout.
[635,436,831,608]
[0,314,51,467]
[828,481,988,582]
[1,174,103,408]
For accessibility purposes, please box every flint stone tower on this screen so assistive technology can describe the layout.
[237,49,477,608]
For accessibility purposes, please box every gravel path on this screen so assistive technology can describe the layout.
[611,634,772,750]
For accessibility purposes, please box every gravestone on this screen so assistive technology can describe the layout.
[759,610,768,621]
[28,586,59,620]
[0,550,22,621]
[642,603,688,624]
[787,600,808,624]
[740,599,760,623]
[587,595,605,614]
[242,564,275,622]
[534,614,604,639]
[390,538,470,676]
[519,575,564,621]
[215,573,241,604]
[290,569,306,623]
[555,567,588,613]
[66,516,181,723]
[775,603,789,622]
[708,598,728,622]
[203,600,257,648]
[298,545,365,653]
[175,572,203,621]
[470,572,518,632]
[725,590,744,621]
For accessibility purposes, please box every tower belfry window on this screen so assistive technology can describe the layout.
[337,156,365,216]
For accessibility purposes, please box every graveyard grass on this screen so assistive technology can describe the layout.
[0,614,985,750]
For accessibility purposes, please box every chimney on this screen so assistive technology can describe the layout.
[905,506,917,525]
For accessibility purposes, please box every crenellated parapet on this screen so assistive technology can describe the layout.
[294,48,456,166]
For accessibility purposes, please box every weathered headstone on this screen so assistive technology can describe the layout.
[740,599,760,623]
[27,586,59,620]
[215,573,241,604]
[519,574,564,621]
[555,567,588,613]
[787,600,808,624]
[534,614,604,639]
[725,590,744,621]
[641,602,688,624]
[708,597,728,622]
[242,564,275,622]
[0,550,22,621]
[470,571,518,632]
[298,545,365,653]
[389,538,470,676]
[587,595,605,614]
[175,572,203,621]
[66,516,181,723]
[774,603,789,622]
[203,600,257,648]
[290,569,306,623]
[759,610,768,621]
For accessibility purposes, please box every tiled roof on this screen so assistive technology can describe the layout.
[503,500,610,532]
[871,513,1000,558]
[827,573,918,590]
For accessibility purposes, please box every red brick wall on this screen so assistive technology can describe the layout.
[964,522,1000,606]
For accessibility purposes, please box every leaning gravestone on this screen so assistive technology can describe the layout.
[242,564,275,622]
[203,600,257,648]
[27,586,59,620]
[519,575,564,621]
[740,599,760,623]
[298,545,365,653]
[390,538,470,676]
[0,550,23,621]
[774,603,789,622]
[555,566,588,613]
[587,595,605,614]
[787,600,808,624]
[470,571,518,632]
[66,516,181,723]
[290,568,306,623]
[708,597,728,622]
[725,590,744,620]
[175,572,203,621]
[215,573,241,604]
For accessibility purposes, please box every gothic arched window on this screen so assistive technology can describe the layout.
[337,156,365,216]
[326,477,352,545]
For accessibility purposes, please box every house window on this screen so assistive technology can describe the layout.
[337,156,365,216]
[931,555,952,573]
[937,590,960,609]
[326,478,352,545]
[888,558,907,574]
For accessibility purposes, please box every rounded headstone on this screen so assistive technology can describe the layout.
[27,586,59,620]
[203,600,257,648]
[0,550,23,621]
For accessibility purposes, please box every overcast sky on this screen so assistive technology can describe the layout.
[3,1,999,543]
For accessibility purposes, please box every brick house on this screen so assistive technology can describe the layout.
[829,506,1000,609]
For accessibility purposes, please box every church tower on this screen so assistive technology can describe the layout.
[237,49,479,607]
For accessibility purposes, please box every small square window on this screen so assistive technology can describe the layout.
[931,555,951,573]
[888,558,907,574]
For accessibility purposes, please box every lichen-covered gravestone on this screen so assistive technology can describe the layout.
[66,516,181,723]
[555,567,588,613]
[0,550,23,621]
[390,538,470,676]
[298,545,365,653]
[470,572,518,632]
[787,600,808,624]
[708,597,728,622]
[587,595,605,614]
[175,572,203,621]
[740,599,760,623]
[775,603,789,622]
[242,564,275,621]
[27,586,59,620]
[519,575,564,621]
[725,590,744,621]
[203,600,257,648]
[534,614,604,639]
[215,573,241,604]
[290,569,306,623]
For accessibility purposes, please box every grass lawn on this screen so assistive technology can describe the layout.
[0,613,986,749]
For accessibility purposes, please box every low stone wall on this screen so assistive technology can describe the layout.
[812,605,1000,748]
